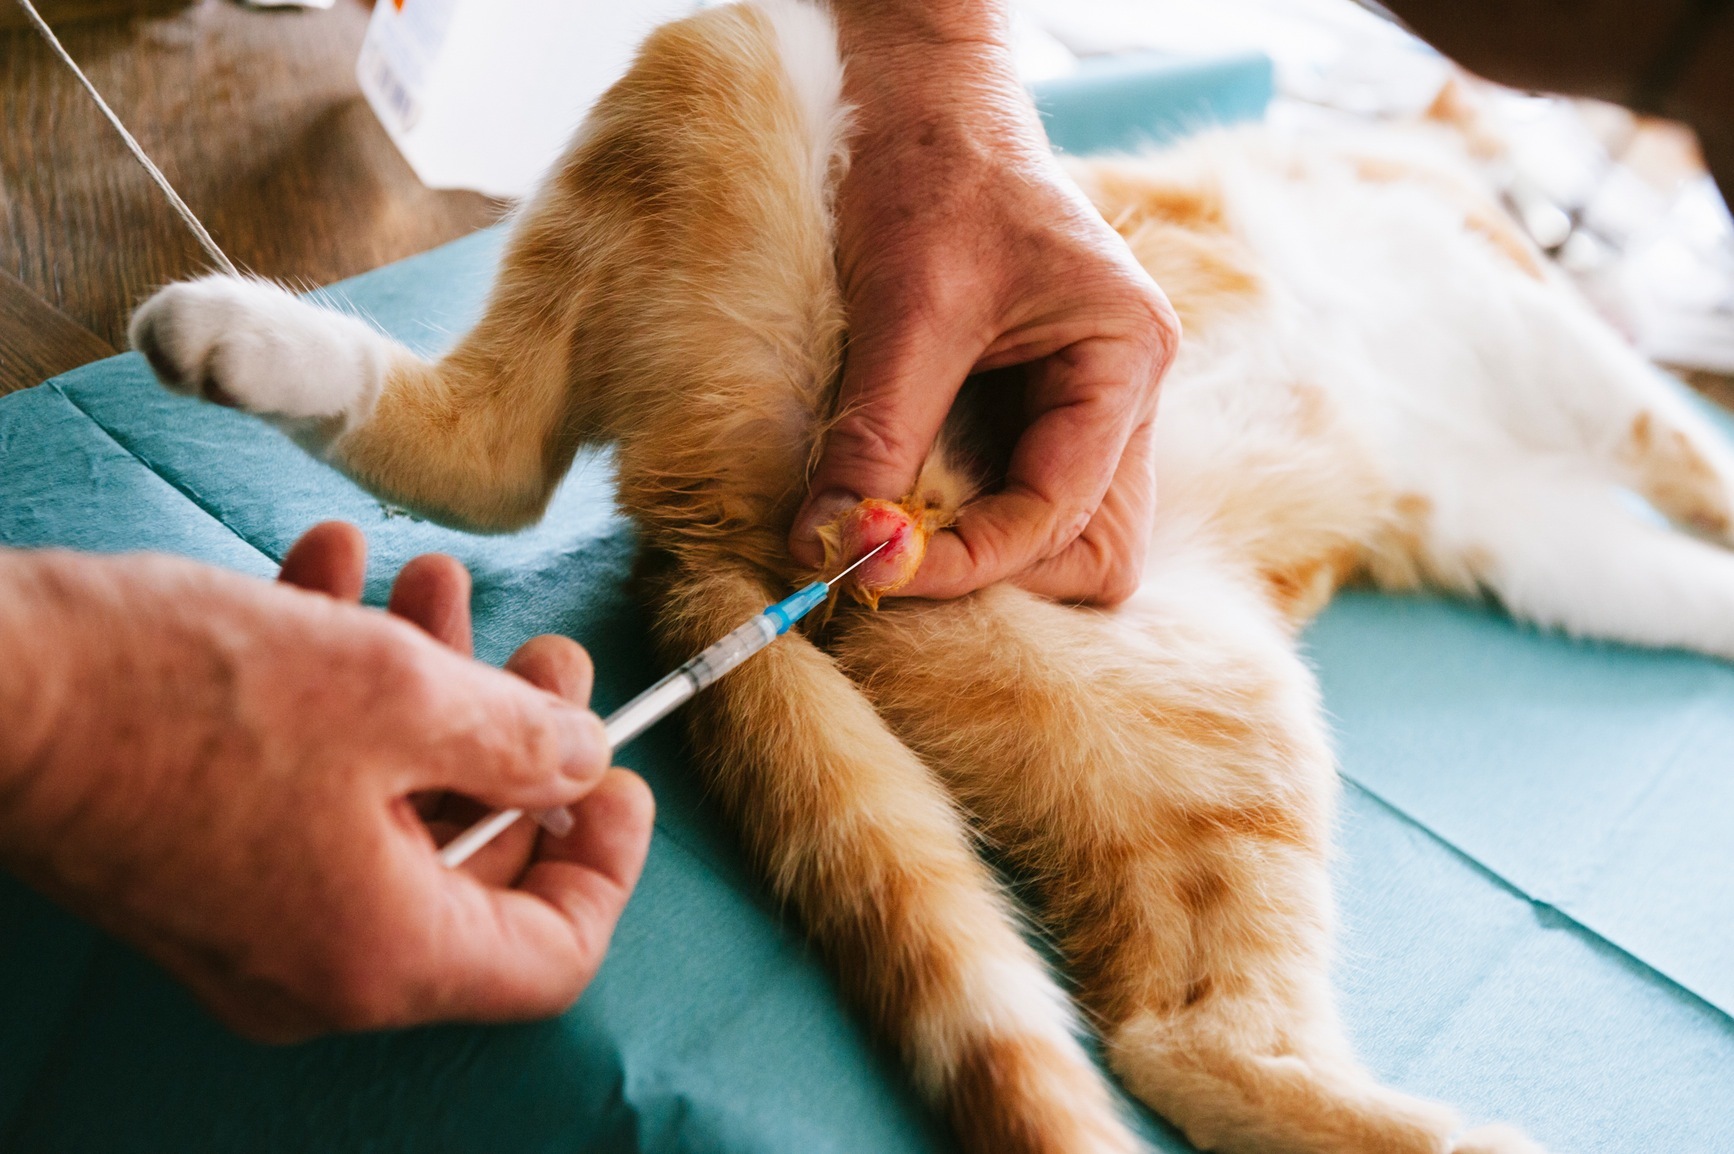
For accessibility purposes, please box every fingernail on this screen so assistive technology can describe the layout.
[533,806,575,837]
[793,489,861,545]
[561,710,610,781]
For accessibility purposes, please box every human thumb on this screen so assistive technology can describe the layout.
[789,318,976,568]
[426,671,610,816]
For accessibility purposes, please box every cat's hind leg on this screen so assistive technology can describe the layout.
[1554,349,1734,546]
[651,558,1143,1154]
[1609,391,1734,543]
[1403,459,1734,660]
[1457,271,1734,545]
[833,561,1543,1154]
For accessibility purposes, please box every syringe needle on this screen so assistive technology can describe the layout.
[824,539,889,587]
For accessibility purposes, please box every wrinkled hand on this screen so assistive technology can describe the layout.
[0,523,653,1041]
[790,11,1180,605]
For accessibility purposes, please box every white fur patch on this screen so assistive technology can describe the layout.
[905,941,1087,1097]
[1454,1124,1551,1154]
[130,276,387,442]
[757,0,851,200]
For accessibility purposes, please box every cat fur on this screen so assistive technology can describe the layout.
[130,3,1734,1151]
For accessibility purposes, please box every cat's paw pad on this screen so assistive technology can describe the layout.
[1453,1123,1548,1154]
[129,276,384,426]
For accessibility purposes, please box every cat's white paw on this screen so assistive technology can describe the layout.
[1453,1123,1549,1154]
[129,276,386,432]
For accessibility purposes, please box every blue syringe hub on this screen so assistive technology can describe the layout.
[763,580,830,635]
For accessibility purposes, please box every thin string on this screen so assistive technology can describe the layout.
[13,0,240,276]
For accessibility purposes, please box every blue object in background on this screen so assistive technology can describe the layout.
[1031,52,1275,155]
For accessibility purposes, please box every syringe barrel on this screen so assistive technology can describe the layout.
[445,606,792,869]
[598,613,778,752]
[602,671,692,751]
[684,614,779,690]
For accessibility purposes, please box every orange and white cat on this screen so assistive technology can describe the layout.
[129,2,1734,1151]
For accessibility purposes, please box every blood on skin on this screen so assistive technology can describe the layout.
[820,498,930,607]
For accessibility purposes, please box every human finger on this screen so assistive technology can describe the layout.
[387,553,473,657]
[505,634,595,708]
[899,336,1147,598]
[429,639,598,888]
[1014,415,1157,605]
[429,769,655,1021]
[521,767,654,951]
[389,553,476,824]
[277,521,366,601]
[789,306,980,567]
[414,665,610,813]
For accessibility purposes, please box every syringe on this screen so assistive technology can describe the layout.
[437,541,889,869]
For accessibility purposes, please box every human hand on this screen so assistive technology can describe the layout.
[0,523,653,1041]
[789,4,1180,605]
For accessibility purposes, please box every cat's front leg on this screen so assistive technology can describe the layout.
[130,271,578,533]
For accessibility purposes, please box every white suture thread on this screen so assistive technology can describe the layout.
[14,0,241,277]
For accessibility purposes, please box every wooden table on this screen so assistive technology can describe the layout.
[0,0,502,395]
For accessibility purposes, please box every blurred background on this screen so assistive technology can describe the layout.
[4,0,1731,405]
